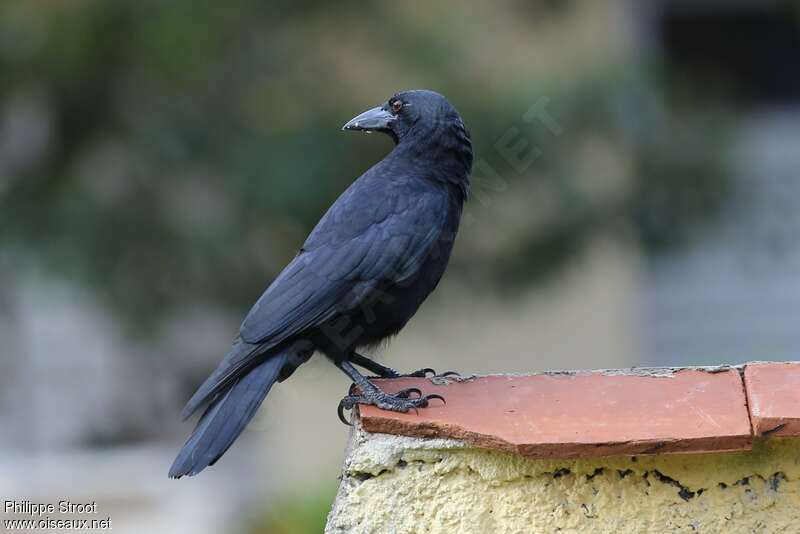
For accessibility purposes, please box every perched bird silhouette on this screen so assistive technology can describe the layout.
[169,90,473,478]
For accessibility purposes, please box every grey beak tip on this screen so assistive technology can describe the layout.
[342,106,392,133]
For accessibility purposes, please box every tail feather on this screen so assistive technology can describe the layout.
[169,352,288,478]
[180,336,264,421]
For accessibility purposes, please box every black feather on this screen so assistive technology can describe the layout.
[169,351,288,478]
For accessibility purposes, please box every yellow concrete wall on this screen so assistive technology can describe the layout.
[326,428,800,533]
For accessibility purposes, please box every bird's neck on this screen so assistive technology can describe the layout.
[390,123,472,202]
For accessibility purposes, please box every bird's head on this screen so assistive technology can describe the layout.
[343,90,469,146]
[343,90,473,198]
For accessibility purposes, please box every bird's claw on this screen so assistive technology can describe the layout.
[337,390,446,426]
[398,368,465,379]
[404,367,436,378]
[348,382,425,397]
[422,393,446,404]
[338,398,357,425]
[396,387,423,398]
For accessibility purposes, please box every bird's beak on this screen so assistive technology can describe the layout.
[342,106,394,132]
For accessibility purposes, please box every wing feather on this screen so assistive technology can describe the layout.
[240,179,448,346]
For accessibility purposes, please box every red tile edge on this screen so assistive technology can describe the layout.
[744,362,800,437]
[360,415,753,459]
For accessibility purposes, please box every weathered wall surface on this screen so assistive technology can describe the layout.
[326,428,800,533]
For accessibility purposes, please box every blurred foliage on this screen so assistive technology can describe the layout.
[243,484,337,534]
[0,0,736,332]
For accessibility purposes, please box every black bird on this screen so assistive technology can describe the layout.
[169,90,473,478]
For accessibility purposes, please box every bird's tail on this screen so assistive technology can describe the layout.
[168,351,289,478]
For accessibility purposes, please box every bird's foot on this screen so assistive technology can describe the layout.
[404,368,453,378]
[348,369,463,395]
[401,368,470,385]
[390,368,463,379]
[362,367,435,379]
[338,387,445,425]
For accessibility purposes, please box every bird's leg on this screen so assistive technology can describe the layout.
[348,352,402,378]
[347,352,449,396]
[335,360,445,425]
[349,352,453,379]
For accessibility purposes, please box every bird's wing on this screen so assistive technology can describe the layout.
[181,178,450,418]
[239,178,449,346]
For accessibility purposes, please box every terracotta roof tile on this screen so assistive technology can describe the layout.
[744,362,800,437]
[358,368,753,458]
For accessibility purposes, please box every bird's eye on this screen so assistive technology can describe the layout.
[391,100,403,113]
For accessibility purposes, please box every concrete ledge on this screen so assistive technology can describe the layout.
[326,428,800,533]
[326,363,800,533]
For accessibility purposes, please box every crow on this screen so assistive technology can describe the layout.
[169,90,473,478]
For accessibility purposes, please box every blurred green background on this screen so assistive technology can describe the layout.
[1,1,798,533]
